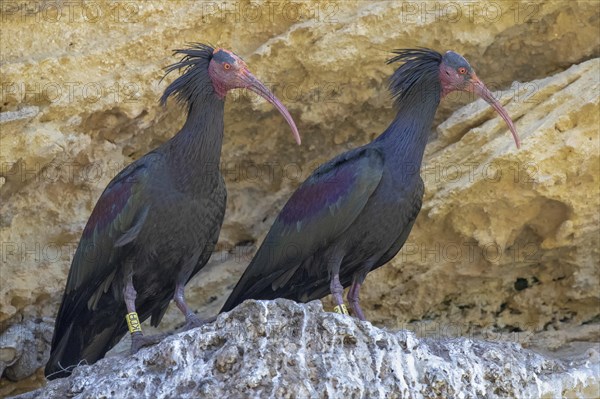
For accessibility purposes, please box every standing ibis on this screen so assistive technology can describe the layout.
[45,43,300,379]
[220,48,520,320]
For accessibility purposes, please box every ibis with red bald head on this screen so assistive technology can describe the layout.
[45,43,300,379]
[220,48,520,319]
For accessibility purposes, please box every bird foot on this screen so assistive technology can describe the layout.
[350,305,367,321]
[179,313,207,332]
[130,332,166,355]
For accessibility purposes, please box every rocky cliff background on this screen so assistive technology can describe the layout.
[1,0,598,397]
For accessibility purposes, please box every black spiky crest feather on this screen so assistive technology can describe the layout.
[387,48,443,106]
[160,43,216,106]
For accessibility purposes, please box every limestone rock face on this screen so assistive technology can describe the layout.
[1,0,599,395]
[12,300,600,399]
[0,318,52,384]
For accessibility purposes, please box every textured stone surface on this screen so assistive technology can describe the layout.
[0,318,52,382]
[1,0,599,395]
[11,300,600,399]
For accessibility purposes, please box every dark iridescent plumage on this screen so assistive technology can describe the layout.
[45,45,226,379]
[45,43,300,379]
[221,48,520,318]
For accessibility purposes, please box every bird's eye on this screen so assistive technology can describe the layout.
[458,67,467,75]
[223,63,231,70]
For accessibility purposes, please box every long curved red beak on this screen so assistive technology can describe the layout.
[469,76,521,149]
[240,70,301,145]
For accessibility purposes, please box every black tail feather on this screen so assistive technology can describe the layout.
[45,297,127,380]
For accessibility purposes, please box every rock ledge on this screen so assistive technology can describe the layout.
[14,300,599,399]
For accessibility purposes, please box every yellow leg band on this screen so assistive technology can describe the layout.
[126,312,142,334]
[333,304,349,316]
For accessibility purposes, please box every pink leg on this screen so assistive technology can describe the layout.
[123,277,137,314]
[174,282,204,330]
[123,276,164,354]
[347,281,366,321]
[330,273,344,306]
[330,273,350,315]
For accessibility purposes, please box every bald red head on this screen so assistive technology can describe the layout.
[207,48,301,145]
